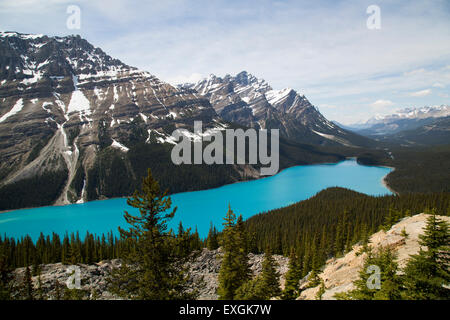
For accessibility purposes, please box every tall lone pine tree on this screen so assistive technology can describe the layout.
[109,169,196,300]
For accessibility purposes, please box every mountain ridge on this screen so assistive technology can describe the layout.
[0,32,351,211]
[180,71,377,148]
[346,105,450,136]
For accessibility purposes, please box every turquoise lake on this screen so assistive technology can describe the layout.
[0,159,392,241]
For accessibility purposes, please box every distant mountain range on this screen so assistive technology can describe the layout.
[346,105,450,136]
[342,105,450,146]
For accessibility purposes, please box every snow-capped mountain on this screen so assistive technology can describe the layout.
[180,71,373,147]
[0,31,221,206]
[350,105,450,136]
[0,32,351,211]
[368,105,449,123]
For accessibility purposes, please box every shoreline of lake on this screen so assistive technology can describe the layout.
[0,158,346,215]
[0,159,394,240]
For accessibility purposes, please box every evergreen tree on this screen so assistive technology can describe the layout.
[402,211,450,299]
[109,169,196,300]
[21,265,34,300]
[190,227,202,252]
[235,249,281,300]
[206,223,219,251]
[217,205,250,300]
[0,253,13,300]
[235,215,251,281]
[234,278,265,300]
[316,279,326,300]
[258,249,281,299]
[282,248,302,300]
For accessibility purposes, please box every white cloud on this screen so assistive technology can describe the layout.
[1,0,449,123]
[432,82,445,88]
[370,99,395,109]
[410,89,432,97]
[404,68,426,76]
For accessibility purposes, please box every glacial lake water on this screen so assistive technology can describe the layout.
[0,159,392,241]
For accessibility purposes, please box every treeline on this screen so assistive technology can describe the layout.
[383,145,450,194]
[1,188,449,274]
[328,143,450,195]
[243,188,450,280]
[86,136,346,201]
[0,168,68,211]
[214,193,449,300]
[0,227,203,271]
[86,143,241,201]
[1,169,449,300]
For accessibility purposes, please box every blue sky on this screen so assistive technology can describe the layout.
[1,0,449,124]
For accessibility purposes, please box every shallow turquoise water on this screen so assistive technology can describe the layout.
[0,160,392,240]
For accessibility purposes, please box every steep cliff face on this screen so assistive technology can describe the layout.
[181,71,374,147]
[0,32,222,207]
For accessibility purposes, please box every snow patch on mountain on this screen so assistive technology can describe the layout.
[67,75,91,115]
[0,98,24,123]
[111,139,129,152]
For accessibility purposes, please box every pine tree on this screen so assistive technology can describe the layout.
[36,268,44,300]
[403,210,450,299]
[217,205,250,300]
[206,223,219,250]
[258,249,281,299]
[316,279,326,300]
[190,227,202,252]
[235,214,251,282]
[109,168,196,300]
[21,265,34,300]
[306,237,322,288]
[282,248,302,300]
[0,253,13,300]
[235,249,281,300]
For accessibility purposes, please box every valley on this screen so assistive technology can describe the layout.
[0,28,448,303]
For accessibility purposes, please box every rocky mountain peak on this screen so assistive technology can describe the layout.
[180,71,370,147]
[0,31,221,208]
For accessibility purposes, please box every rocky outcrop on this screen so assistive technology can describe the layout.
[12,248,289,300]
[299,213,450,300]
[188,248,289,300]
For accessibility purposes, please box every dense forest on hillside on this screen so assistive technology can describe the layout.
[2,121,449,211]
[323,143,450,195]
[0,131,345,211]
[383,145,450,194]
[0,169,68,211]
[1,188,448,272]
[243,188,449,278]
[86,135,345,201]
[245,188,449,252]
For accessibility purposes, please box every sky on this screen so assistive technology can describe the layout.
[0,0,449,124]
